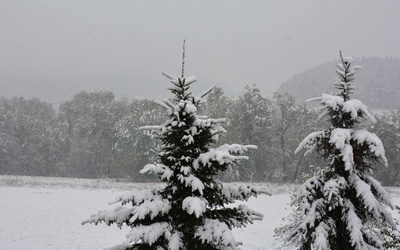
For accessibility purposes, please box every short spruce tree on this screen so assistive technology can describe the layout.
[278,52,397,250]
[83,68,267,249]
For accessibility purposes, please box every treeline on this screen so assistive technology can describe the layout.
[1,86,399,185]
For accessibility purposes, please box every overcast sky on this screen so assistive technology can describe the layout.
[1,0,399,106]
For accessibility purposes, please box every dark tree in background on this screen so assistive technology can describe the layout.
[83,64,268,249]
[278,52,397,249]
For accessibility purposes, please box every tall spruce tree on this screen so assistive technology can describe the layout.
[82,56,267,249]
[278,52,397,249]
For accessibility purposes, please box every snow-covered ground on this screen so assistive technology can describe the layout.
[1,175,399,250]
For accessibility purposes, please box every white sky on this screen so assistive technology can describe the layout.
[1,0,399,106]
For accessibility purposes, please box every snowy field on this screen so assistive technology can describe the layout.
[1,175,399,250]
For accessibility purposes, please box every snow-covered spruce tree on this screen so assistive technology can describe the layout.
[278,52,397,250]
[82,70,267,249]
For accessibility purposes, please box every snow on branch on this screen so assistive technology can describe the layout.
[108,188,157,206]
[219,182,271,203]
[292,176,324,212]
[123,222,171,247]
[182,196,208,218]
[184,75,197,85]
[129,199,171,223]
[195,219,239,249]
[162,72,197,88]
[294,198,324,233]
[323,176,346,209]
[82,187,171,228]
[197,84,216,99]
[194,118,227,129]
[329,128,351,150]
[140,163,173,181]
[139,125,162,131]
[294,130,325,156]
[351,175,395,227]
[177,173,205,195]
[313,222,331,250]
[308,93,376,124]
[343,99,376,124]
[193,144,257,169]
[330,129,354,171]
[236,204,264,222]
[317,94,344,121]
[81,206,134,228]
[365,176,393,209]
[162,72,177,81]
[351,175,380,216]
[343,199,366,249]
[154,99,174,114]
[352,129,388,167]
[168,231,183,250]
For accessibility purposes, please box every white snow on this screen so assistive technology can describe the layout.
[294,130,325,155]
[193,144,257,169]
[329,128,351,149]
[182,196,208,218]
[195,219,237,249]
[0,177,399,250]
[352,129,388,167]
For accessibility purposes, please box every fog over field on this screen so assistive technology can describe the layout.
[1,1,399,105]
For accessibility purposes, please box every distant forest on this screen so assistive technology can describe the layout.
[1,86,399,186]
[278,57,400,109]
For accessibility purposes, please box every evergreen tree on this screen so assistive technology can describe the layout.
[82,69,267,249]
[278,52,397,249]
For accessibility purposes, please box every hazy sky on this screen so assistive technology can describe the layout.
[1,0,399,106]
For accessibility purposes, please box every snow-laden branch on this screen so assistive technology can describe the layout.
[342,199,366,249]
[197,84,216,99]
[108,188,161,206]
[309,93,376,123]
[162,72,177,81]
[329,128,351,150]
[322,177,346,209]
[343,99,376,124]
[153,99,175,116]
[292,176,324,212]
[350,175,396,228]
[123,222,171,248]
[81,206,134,228]
[139,125,162,131]
[177,173,205,195]
[140,163,173,181]
[219,182,271,203]
[195,219,239,249]
[313,222,331,250]
[82,187,171,228]
[294,131,325,155]
[236,204,264,222]
[194,117,227,128]
[193,144,257,170]
[339,144,354,171]
[352,129,388,167]
[182,196,208,218]
[129,199,171,223]
[292,198,324,234]
[365,176,393,209]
